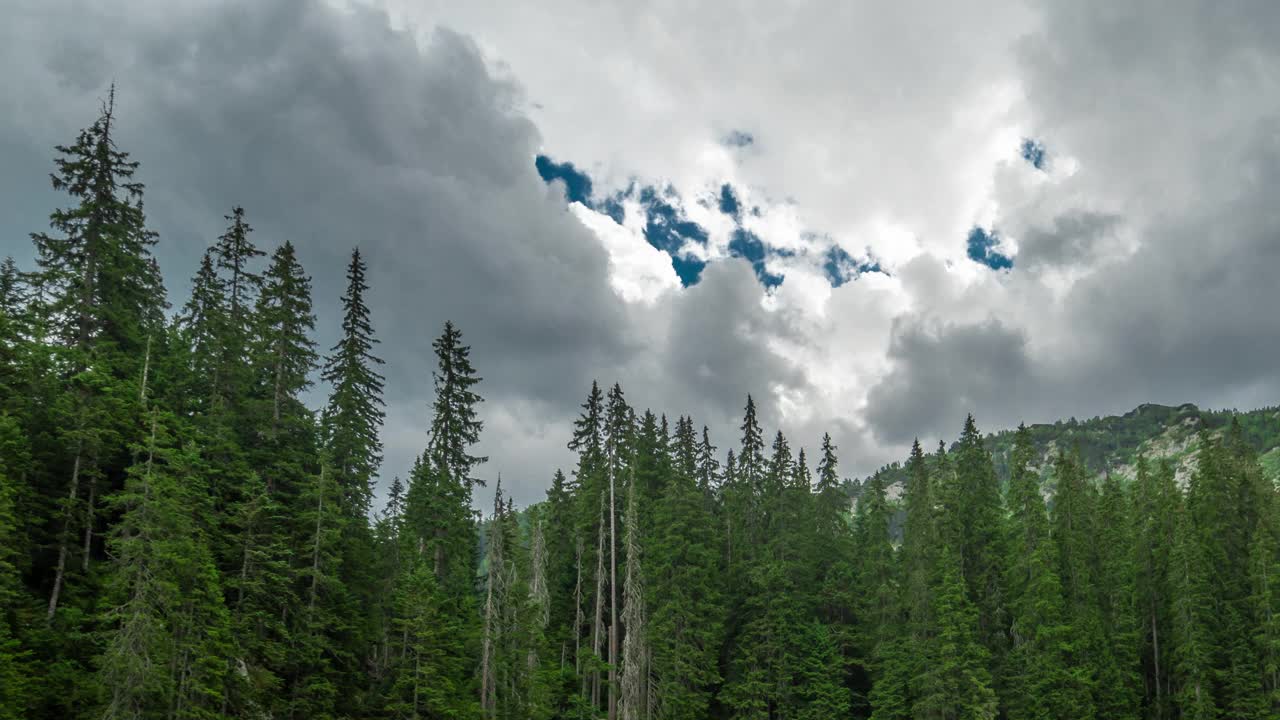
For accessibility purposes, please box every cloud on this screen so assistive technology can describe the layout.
[1014,210,1121,270]
[5,0,1280,503]
[0,0,635,504]
[865,317,1034,445]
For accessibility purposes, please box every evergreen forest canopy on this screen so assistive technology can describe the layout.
[3,95,1280,720]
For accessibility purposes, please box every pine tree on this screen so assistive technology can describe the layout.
[317,248,385,714]
[541,467,580,704]
[737,396,766,503]
[230,238,323,714]
[0,416,31,720]
[870,440,931,720]
[370,474,406,689]
[321,247,385,519]
[723,396,765,603]
[812,431,856,649]
[566,381,605,702]
[854,469,897,651]
[0,257,21,318]
[1134,456,1178,719]
[96,410,234,720]
[794,620,852,720]
[288,457,354,719]
[913,544,998,720]
[946,415,1007,664]
[529,511,551,656]
[176,249,228,411]
[602,383,633,720]
[477,481,547,720]
[722,428,832,718]
[618,480,650,720]
[695,425,719,502]
[425,321,487,488]
[32,87,166,623]
[29,85,164,363]
[648,417,723,720]
[1248,503,1280,714]
[1170,501,1216,719]
[395,321,486,716]
[0,258,27,400]
[252,240,317,438]
[407,321,486,578]
[1184,427,1268,718]
[1093,472,1142,719]
[389,560,480,719]
[1050,449,1104,714]
[632,409,669,523]
[210,206,263,410]
[225,470,294,716]
[854,468,900,717]
[1002,424,1091,720]
[481,480,507,718]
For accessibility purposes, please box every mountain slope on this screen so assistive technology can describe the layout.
[854,402,1280,503]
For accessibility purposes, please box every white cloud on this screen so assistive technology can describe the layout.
[5,0,1280,507]
[568,201,681,304]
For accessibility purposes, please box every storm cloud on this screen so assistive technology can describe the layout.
[4,0,1280,503]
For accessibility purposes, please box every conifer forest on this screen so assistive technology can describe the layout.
[7,97,1280,720]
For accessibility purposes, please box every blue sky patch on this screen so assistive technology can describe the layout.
[823,245,885,287]
[536,154,890,291]
[598,196,626,225]
[719,183,740,219]
[724,130,755,148]
[729,228,783,288]
[967,227,1014,270]
[536,155,594,205]
[638,185,710,286]
[1020,138,1046,171]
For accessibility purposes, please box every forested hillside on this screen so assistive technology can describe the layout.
[857,402,1280,505]
[4,98,1280,720]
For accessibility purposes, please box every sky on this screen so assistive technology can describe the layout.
[3,0,1280,508]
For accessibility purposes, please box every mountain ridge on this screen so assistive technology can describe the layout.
[852,401,1280,502]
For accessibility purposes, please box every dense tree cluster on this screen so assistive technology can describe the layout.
[3,96,1280,720]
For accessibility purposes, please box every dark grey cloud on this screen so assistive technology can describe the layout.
[1002,0,1280,418]
[865,317,1034,445]
[1015,211,1121,269]
[0,0,825,507]
[0,0,637,504]
[866,0,1280,453]
[7,0,1280,502]
[651,260,803,422]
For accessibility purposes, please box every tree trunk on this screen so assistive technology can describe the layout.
[480,503,502,718]
[80,468,96,572]
[574,536,584,674]
[434,536,446,581]
[139,333,152,403]
[620,482,648,720]
[47,442,84,622]
[592,502,606,707]
[413,653,421,717]
[272,340,284,432]
[309,465,326,612]
[609,460,619,720]
[1151,609,1162,719]
[481,566,496,717]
